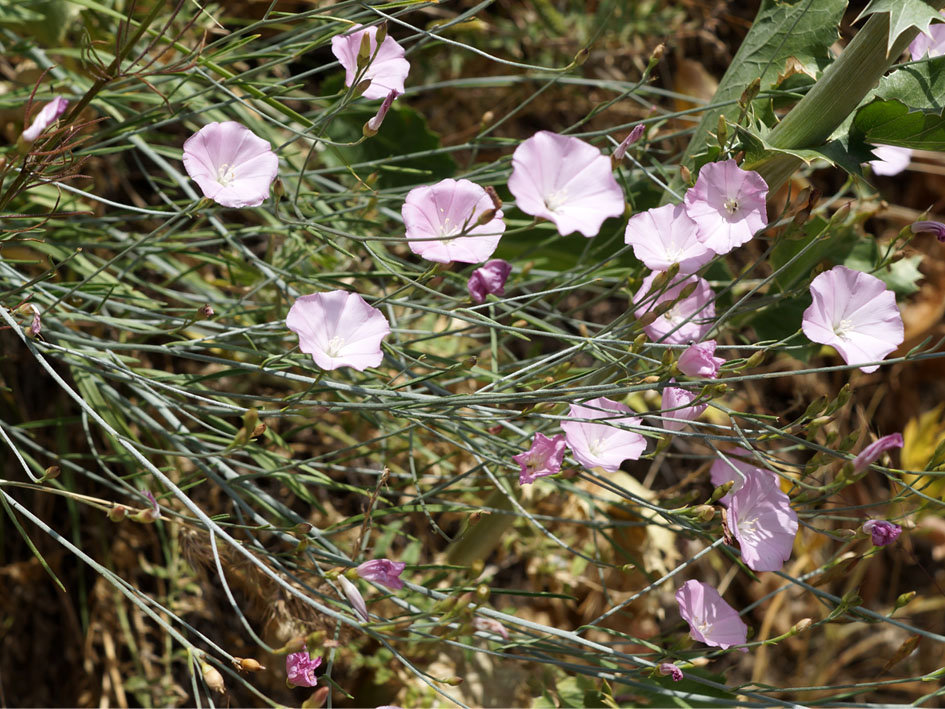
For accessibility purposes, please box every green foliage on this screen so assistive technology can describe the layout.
[855,0,945,52]
[853,97,945,150]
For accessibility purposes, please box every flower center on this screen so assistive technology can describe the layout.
[216,163,237,187]
[544,188,569,213]
[833,318,855,340]
[587,436,606,457]
[325,335,346,357]
[723,197,739,215]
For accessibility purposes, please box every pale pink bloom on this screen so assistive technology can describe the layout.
[862,519,902,546]
[657,663,683,682]
[364,89,399,136]
[402,179,505,263]
[286,651,322,688]
[801,265,904,373]
[26,304,42,337]
[338,575,369,621]
[356,559,406,591]
[513,432,567,485]
[710,450,778,506]
[633,272,716,344]
[661,382,706,432]
[286,291,390,371]
[677,340,724,378]
[684,159,768,255]
[468,259,512,304]
[21,96,69,142]
[182,122,279,208]
[472,617,509,641]
[729,471,798,572]
[331,24,410,100]
[624,203,713,274]
[613,124,645,161]
[508,131,625,238]
[910,14,945,59]
[868,145,912,176]
[675,580,747,651]
[911,220,945,242]
[853,433,903,473]
[560,397,646,472]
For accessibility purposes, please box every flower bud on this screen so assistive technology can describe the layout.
[235,657,265,672]
[274,636,307,655]
[107,504,127,522]
[201,661,225,693]
[791,617,813,634]
[302,686,330,708]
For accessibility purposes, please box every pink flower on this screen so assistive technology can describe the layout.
[286,651,322,687]
[513,433,567,485]
[624,203,713,274]
[612,124,645,161]
[364,89,399,136]
[911,220,945,242]
[675,580,747,651]
[402,179,505,263]
[710,450,777,505]
[21,96,69,142]
[508,131,625,238]
[910,14,945,59]
[182,122,279,208]
[661,382,706,432]
[801,265,904,373]
[657,663,683,682]
[853,433,903,474]
[338,575,369,621]
[356,559,406,591]
[560,397,646,472]
[468,259,512,304]
[728,471,798,572]
[286,291,390,371]
[677,340,724,378]
[331,24,410,100]
[633,272,716,344]
[472,617,509,641]
[862,520,902,547]
[684,159,768,255]
[868,145,912,176]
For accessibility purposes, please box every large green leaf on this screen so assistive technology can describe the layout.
[853,97,945,150]
[855,0,945,52]
[875,55,945,112]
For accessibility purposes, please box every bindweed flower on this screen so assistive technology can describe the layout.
[338,575,369,621]
[508,131,625,238]
[364,89,399,136]
[710,449,778,506]
[911,220,945,242]
[677,340,725,378]
[21,96,69,142]
[286,651,322,688]
[182,122,279,208]
[661,382,706,432]
[853,432,903,473]
[684,159,768,255]
[633,272,716,344]
[286,290,390,371]
[560,397,646,472]
[26,304,42,338]
[728,470,798,572]
[868,145,912,176]
[612,124,645,161]
[658,663,684,682]
[910,13,945,59]
[675,580,748,651]
[624,203,713,274]
[513,432,567,485]
[862,519,902,547]
[468,259,512,304]
[331,24,410,100]
[472,617,509,641]
[402,179,505,263]
[801,265,904,373]
[356,559,406,591]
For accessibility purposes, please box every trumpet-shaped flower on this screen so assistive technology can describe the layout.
[331,24,410,100]
[286,651,322,688]
[508,131,624,238]
[402,179,505,263]
[677,340,725,378]
[910,14,945,59]
[729,471,798,572]
[633,272,716,344]
[624,203,713,274]
[356,559,406,591]
[675,580,747,651]
[513,432,567,485]
[661,382,706,432]
[182,122,279,208]
[853,433,903,473]
[801,265,904,373]
[684,159,768,254]
[868,145,913,176]
[286,291,390,371]
[21,96,69,142]
[710,450,777,506]
[862,519,902,547]
[468,259,512,303]
[560,397,646,472]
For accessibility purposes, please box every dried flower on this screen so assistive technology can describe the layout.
[338,575,369,621]
[657,663,683,682]
[853,433,903,473]
[356,559,406,591]
[286,651,322,688]
[612,124,645,161]
[21,96,69,142]
[513,432,567,485]
[472,617,509,641]
[364,89,399,136]
[862,519,902,547]
[677,340,725,378]
[911,220,945,242]
[468,259,512,304]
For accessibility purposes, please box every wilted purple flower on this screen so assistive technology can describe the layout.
[286,290,390,372]
[356,559,406,591]
[338,575,369,621]
[21,96,69,142]
[26,304,42,337]
[513,432,567,485]
[508,131,625,238]
[182,122,279,208]
[472,617,509,641]
[728,470,798,572]
[862,519,902,547]
[675,580,747,651]
[911,220,945,242]
[868,145,912,176]
[286,651,322,688]
[364,89,399,136]
[612,124,645,161]
[560,397,646,472]
[331,24,410,100]
[661,382,706,432]
[624,203,713,274]
[677,340,724,378]
[633,272,716,344]
[910,14,945,59]
[853,433,903,473]
[657,663,683,682]
[801,265,904,373]
[468,259,512,304]
[684,159,768,255]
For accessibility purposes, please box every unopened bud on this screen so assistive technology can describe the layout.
[476,208,498,226]
[679,282,697,300]
[612,124,645,162]
[356,32,372,69]
[294,522,312,535]
[484,185,502,210]
[374,21,388,46]
[363,89,398,137]
[688,504,715,521]
[631,333,647,352]
[252,423,267,437]
[302,686,330,708]
[679,165,692,185]
[651,43,665,62]
[791,618,813,634]
[201,661,225,693]
[895,591,916,609]
[574,47,589,66]
[440,676,464,686]
[305,630,326,649]
[275,636,307,655]
[708,481,733,504]
[107,504,128,522]
[353,78,372,97]
[744,350,765,369]
[475,584,490,603]
[272,177,285,200]
[716,115,728,146]
[235,657,265,672]
[739,77,761,107]
[41,465,60,482]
